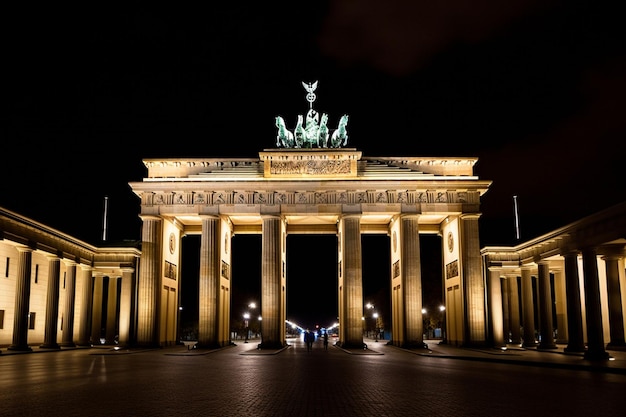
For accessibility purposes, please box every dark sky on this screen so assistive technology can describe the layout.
[3,2,625,329]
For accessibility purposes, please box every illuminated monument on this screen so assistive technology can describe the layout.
[1,82,624,359]
[129,82,492,349]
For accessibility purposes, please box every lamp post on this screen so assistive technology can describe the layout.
[177,306,183,344]
[243,312,250,343]
[373,312,379,342]
[365,302,374,338]
[248,302,256,339]
[439,305,446,344]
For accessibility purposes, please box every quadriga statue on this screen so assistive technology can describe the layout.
[330,114,348,148]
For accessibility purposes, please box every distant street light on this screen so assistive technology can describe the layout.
[243,312,250,343]
[373,312,379,342]
[365,302,375,338]
[439,305,447,344]
[177,306,183,344]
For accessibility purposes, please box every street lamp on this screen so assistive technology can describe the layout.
[248,302,257,339]
[243,312,250,343]
[365,303,375,338]
[177,306,183,344]
[439,305,446,344]
[373,312,379,342]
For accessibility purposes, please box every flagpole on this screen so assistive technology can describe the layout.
[102,196,109,241]
[513,195,520,241]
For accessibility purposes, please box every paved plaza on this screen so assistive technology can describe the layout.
[1,337,625,417]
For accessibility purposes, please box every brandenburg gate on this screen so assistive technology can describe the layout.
[129,148,491,349]
[129,83,492,350]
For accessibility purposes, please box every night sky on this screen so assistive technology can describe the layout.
[3,2,625,329]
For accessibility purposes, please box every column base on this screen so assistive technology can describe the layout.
[401,341,430,350]
[59,342,76,347]
[606,342,626,351]
[8,345,32,352]
[584,349,611,361]
[39,343,61,349]
[257,341,287,350]
[564,344,586,353]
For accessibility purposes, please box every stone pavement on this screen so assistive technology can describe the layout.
[419,339,626,375]
[2,337,625,375]
[2,336,626,417]
[155,337,626,375]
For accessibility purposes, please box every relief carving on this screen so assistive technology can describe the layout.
[269,159,351,175]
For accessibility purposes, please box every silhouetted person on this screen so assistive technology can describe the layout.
[304,329,314,352]
[323,332,329,350]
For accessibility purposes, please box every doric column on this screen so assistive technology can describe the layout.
[77,266,94,346]
[91,273,105,345]
[338,214,364,349]
[537,260,557,349]
[487,267,505,348]
[552,266,568,343]
[563,251,585,353]
[40,256,61,349]
[603,245,626,349]
[136,215,163,347]
[459,214,486,347]
[520,266,536,347]
[400,214,423,348]
[105,276,119,344]
[8,247,33,351]
[501,277,510,342]
[60,261,77,347]
[198,215,220,348]
[506,274,521,345]
[259,214,285,349]
[117,267,135,347]
[581,247,610,360]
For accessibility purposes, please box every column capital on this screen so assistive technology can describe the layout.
[139,214,162,222]
[599,244,626,259]
[459,213,482,220]
[15,245,33,253]
[199,214,220,220]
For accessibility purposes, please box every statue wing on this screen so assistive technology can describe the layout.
[302,80,318,92]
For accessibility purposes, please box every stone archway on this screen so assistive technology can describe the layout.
[130,149,491,349]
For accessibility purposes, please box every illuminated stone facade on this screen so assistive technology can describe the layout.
[481,202,626,360]
[1,154,624,356]
[0,208,139,350]
[130,148,492,349]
